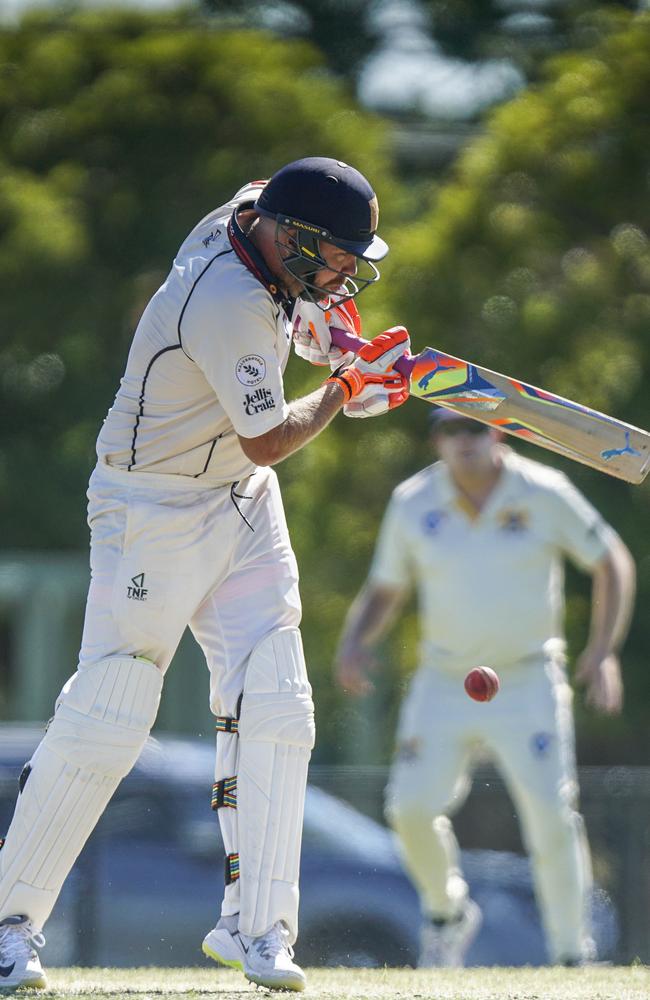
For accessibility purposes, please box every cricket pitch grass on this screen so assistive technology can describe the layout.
[26,965,650,1000]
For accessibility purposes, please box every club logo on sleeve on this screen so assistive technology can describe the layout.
[422,509,446,535]
[236,355,266,386]
[395,737,422,764]
[530,731,553,758]
[243,388,276,415]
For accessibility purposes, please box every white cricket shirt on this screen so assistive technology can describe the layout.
[369,449,613,673]
[96,183,292,485]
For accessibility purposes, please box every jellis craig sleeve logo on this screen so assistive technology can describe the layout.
[243,388,276,415]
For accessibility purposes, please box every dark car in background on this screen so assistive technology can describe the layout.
[0,726,618,968]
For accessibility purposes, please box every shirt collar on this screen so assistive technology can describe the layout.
[228,208,294,315]
[436,446,518,514]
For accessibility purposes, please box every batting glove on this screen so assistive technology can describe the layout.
[326,326,411,418]
[292,292,360,370]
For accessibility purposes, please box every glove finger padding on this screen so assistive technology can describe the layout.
[326,325,411,417]
[354,326,410,373]
[292,293,360,369]
[344,373,410,418]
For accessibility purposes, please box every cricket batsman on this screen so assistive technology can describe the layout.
[0,157,410,992]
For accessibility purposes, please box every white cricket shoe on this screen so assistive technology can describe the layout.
[0,915,47,991]
[202,915,247,971]
[203,916,306,992]
[418,898,482,968]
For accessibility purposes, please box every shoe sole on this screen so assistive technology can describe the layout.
[0,974,47,991]
[245,969,306,992]
[202,940,244,972]
[203,942,305,991]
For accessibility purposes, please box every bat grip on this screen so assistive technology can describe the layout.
[330,326,416,379]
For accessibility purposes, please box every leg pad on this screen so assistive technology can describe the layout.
[0,656,162,928]
[215,628,314,944]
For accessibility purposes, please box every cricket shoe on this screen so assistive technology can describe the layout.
[0,914,47,991]
[203,916,306,991]
[558,938,599,967]
[202,915,247,971]
[418,898,482,968]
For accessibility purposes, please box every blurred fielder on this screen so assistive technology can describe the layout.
[0,157,411,992]
[335,408,635,967]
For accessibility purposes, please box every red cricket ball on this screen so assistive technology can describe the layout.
[464,665,500,702]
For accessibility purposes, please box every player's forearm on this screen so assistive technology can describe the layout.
[338,585,406,657]
[587,538,636,655]
[277,382,346,460]
[238,382,344,465]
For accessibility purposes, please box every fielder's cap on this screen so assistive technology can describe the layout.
[429,407,469,426]
[255,157,389,261]
[428,408,493,433]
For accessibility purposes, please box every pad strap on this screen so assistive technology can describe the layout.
[215,716,239,734]
[225,853,240,885]
[215,693,242,734]
[211,777,237,810]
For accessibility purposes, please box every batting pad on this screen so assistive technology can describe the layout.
[0,656,162,928]
[235,627,315,943]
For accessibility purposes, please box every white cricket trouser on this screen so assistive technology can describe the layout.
[0,461,303,932]
[80,462,301,709]
[385,659,595,963]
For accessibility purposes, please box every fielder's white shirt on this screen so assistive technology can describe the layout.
[96,183,292,485]
[369,449,613,673]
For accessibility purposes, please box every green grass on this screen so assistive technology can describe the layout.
[21,965,650,1000]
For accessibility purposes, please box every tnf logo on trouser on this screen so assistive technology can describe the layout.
[127,572,148,601]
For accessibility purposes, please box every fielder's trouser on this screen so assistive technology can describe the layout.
[385,660,595,963]
[0,462,312,940]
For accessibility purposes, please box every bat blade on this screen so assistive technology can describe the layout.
[410,348,650,484]
[328,327,650,483]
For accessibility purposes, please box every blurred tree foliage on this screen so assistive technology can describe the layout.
[420,0,639,79]
[1,6,649,764]
[200,1,639,106]
[200,0,372,78]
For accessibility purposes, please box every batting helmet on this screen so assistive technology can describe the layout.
[255,157,389,307]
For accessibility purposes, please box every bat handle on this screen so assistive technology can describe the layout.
[330,326,416,379]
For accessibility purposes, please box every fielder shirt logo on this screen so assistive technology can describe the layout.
[243,388,276,415]
[236,355,266,387]
[422,509,446,535]
[499,508,529,533]
[530,731,553,758]
[395,737,422,764]
[127,572,148,601]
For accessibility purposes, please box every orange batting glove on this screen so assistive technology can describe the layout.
[326,326,411,417]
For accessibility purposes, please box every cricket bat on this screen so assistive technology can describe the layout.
[330,327,650,484]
